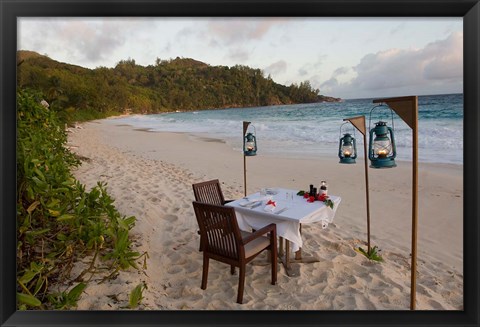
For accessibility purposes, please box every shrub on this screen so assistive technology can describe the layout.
[16,90,144,309]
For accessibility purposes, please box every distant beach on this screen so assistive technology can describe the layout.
[66,117,463,310]
[103,93,463,165]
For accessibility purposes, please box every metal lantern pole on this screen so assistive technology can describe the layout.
[372,96,418,310]
[343,116,371,253]
[243,121,250,196]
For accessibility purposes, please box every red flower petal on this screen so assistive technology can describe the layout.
[266,200,276,206]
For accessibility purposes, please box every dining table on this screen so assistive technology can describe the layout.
[226,188,341,277]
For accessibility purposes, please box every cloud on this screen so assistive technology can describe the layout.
[298,68,308,76]
[298,54,327,77]
[60,21,126,62]
[227,48,251,62]
[206,19,286,46]
[326,32,463,98]
[19,18,151,67]
[422,32,463,80]
[263,60,288,76]
[332,66,350,77]
[320,77,339,89]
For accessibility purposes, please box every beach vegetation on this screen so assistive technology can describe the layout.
[128,282,148,309]
[17,50,340,124]
[356,246,384,262]
[16,89,144,309]
[46,282,86,310]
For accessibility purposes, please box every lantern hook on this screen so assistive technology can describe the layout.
[368,103,395,132]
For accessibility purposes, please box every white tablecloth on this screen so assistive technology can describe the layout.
[226,188,341,252]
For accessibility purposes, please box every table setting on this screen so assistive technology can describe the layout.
[226,187,342,277]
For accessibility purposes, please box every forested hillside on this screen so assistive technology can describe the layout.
[17,50,340,122]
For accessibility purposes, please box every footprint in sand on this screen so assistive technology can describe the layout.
[164,214,178,223]
[427,299,444,310]
[160,204,173,212]
[167,251,181,261]
[167,265,183,274]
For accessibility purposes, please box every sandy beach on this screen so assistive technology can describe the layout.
[66,119,463,310]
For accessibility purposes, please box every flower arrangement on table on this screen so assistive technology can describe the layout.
[296,190,334,209]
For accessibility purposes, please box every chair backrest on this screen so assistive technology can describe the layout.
[192,179,226,206]
[192,201,243,260]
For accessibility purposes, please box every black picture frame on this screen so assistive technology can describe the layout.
[1,0,478,326]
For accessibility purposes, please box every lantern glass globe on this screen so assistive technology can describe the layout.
[341,144,354,157]
[373,139,392,158]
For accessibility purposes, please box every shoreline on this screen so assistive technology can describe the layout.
[102,115,464,166]
[66,120,463,310]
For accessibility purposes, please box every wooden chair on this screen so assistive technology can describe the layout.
[192,179,233,251]
[192,179,232,206]
[192,201,277,304]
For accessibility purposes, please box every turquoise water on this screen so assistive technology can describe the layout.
[106,93,463,165]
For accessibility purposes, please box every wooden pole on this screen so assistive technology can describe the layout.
[363,131,371,253]
[344,116,371,253]
[243,121,250,197]
[243,154,247,197]
[372,96,418,310]
[410,97,419,310]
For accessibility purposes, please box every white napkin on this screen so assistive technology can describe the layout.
[264,200,277,212]
[239,200,262,208]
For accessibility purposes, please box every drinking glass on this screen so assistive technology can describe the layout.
[285,191,294,207]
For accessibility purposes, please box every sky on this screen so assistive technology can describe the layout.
[18,17,463,100]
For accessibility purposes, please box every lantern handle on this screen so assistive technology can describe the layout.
[368,103,395,132]
[245,124,256,136]
[339,121,356,139]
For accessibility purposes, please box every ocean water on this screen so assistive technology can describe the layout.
[105,93,463,165]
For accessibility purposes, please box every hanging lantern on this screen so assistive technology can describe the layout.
[338,122,357,164]
[243,125,257,156]
[368,112,397,168]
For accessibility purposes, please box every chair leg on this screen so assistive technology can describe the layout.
[271,249,278,285]
[237,265,245,304]
[271,234,278,285]
[198,234,203,252]
[230,265,235,275]
[201,255,209,290]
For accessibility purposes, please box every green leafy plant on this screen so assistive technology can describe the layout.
[355,246,384,262]
[17,292,42,310]
[47,283,86,310]
[16,89,146,309]
[129,282,148,309]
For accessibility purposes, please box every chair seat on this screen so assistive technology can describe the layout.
[240,231,271,259]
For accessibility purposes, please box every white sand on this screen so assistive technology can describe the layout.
[66,119,463,310]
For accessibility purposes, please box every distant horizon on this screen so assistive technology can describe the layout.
[344,92,463,101]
